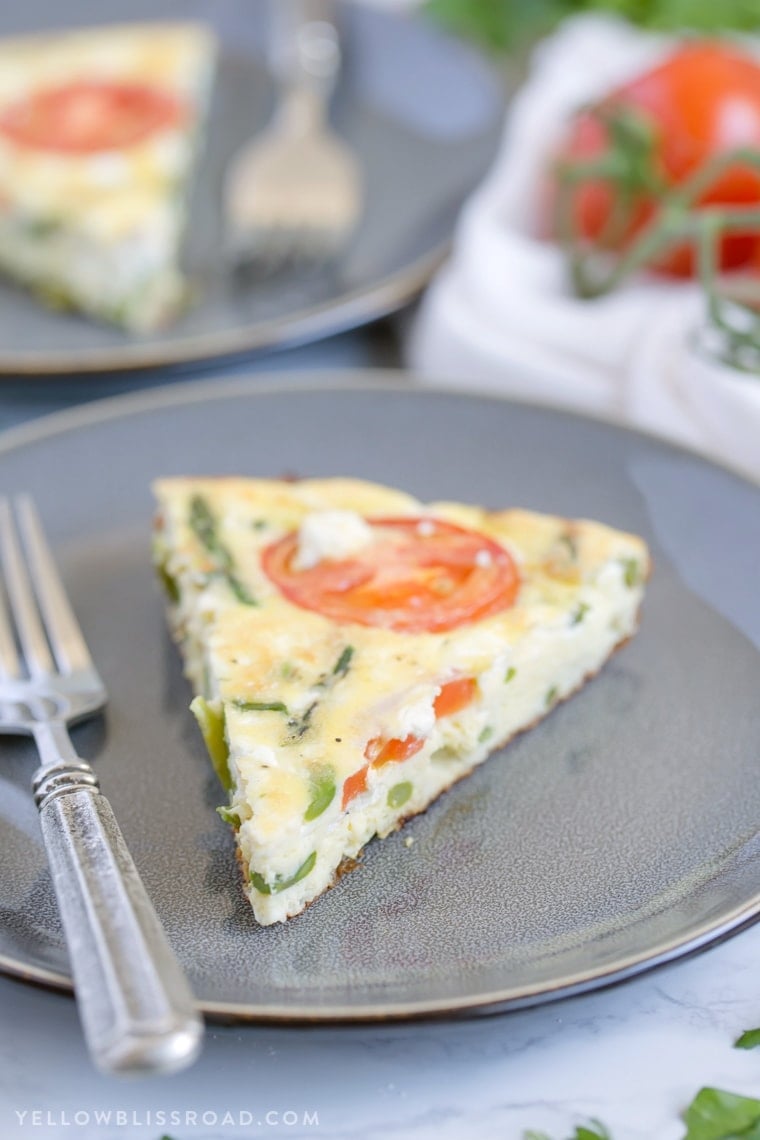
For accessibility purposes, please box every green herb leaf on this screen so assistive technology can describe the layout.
[522,1123,611,1140]
[426,0,760,58]
[304,769,337,821]
[233,699,289,714]
[478,726,494,743]
[682,1086,760,1140]
[575,1126,612,1140]
[251,851,317,895]
[735,1028,760,1050]
[545,685,559,707]
[216,805,241,828]
[505,666,517,683]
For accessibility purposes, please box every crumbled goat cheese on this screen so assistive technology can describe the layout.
[293,510,375,571]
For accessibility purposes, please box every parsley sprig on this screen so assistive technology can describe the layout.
[524,1082,760,1139]
[426,0,760,57]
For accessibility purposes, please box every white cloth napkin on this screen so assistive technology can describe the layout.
[407,14,760,483]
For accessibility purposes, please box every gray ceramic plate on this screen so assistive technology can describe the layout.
[0,0,502,378]
[1,375,760,1022]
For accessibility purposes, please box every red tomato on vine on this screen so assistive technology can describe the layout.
[549,43,760,278]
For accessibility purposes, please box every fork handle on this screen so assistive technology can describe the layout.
[34,760,203,1076]
[274,0,341,131]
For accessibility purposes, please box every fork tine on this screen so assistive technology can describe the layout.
[0,504,22,681]
[0,496,54,678]
[15,495,94,675]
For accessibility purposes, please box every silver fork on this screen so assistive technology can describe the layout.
[0,497,202,1075]
[224,0,362,270]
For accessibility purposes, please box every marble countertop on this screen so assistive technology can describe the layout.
[1,327,760,1140]
[4,918,760,1140]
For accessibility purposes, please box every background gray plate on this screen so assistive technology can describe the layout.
[1,375,760,1022]
[0,0,502,377]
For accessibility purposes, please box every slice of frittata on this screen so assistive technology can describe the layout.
[153,477,650,925]
[0,22,216,330]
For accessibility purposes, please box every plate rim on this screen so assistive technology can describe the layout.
[2,890,759,1024]
[0,249,445,378]
[0,368,757,489]
[1,371,759,1023]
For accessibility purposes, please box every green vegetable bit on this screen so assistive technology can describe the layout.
[190,696,232,792]
[478,726,494,743]
[545,686,559,707]
[682,1086,760,1139]
[151,536,180,602]
[287,700,318,740]
[189,494,257,605]
[387,781,413,809]
[570,601,590,626]
[25,216,61,239]
[251,851,317,895]
[156,560,180,604]
[304,769,337,821]
[226,572,257,606]
[505,666,517,683]
[620,558,641,588]
[735,1027,760,1050]
[233,699,289,714]
[189,495,230,567]
[332,645,355,677]
[216,805,241,828]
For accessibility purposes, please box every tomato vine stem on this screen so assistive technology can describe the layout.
[553,116,760,370]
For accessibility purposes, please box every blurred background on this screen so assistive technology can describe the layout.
[0,0,753,482]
